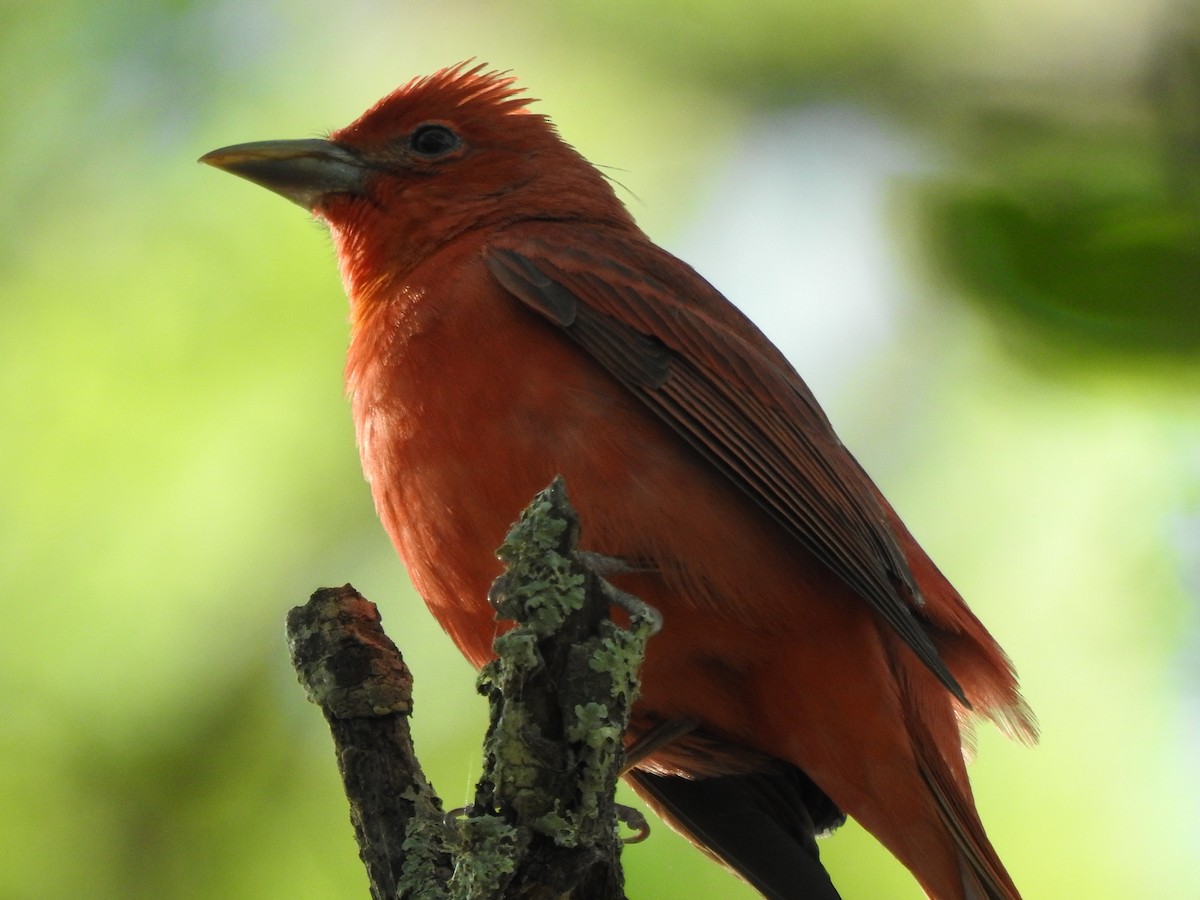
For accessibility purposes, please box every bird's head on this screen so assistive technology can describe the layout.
[201,63,632,283]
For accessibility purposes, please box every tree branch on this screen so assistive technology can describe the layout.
[286,585,452,898]
[286,477,655,899]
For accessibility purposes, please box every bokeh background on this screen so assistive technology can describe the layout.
[4,1,1199,897]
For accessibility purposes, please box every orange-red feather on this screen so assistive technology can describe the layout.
[286,64,1033,899]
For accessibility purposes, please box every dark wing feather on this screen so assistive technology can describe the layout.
[485,231,965,702]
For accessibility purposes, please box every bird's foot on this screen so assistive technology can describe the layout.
[623,717,702,771]
[574,551,664,635]
[616,802,651,843]
[575,550,654,577]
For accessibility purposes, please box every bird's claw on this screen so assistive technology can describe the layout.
[573,551,663,635]
[617,802,651,844]
[598,580,663,635]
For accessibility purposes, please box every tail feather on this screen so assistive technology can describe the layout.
[627,765,845,900]
[916,749,1020,900]
[894,643,1023,900]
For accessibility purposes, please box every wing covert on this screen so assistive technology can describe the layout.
[486,232,965,703]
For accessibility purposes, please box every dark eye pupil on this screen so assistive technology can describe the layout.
[410,124,459,157]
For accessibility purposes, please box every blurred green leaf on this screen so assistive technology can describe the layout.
[919,178,1200,354]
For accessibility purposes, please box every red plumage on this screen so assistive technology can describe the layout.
[202,62,1035,899]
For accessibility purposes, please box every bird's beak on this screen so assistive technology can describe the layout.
[199,139,369,211]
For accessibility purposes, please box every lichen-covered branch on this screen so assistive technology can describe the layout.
[285,478,654,899]
[286,586,453,899]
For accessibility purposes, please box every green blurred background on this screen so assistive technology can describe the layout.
[4,1,1199,897]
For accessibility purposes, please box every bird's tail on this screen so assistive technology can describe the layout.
[626,764,845,900]
[911,726,1022,900]
[893,638,1024,900]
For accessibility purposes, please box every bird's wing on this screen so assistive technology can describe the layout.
[485,225,964,702]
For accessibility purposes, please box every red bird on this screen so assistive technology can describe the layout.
[202,64,1035,899]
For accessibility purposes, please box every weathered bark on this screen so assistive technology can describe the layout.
[286,478,654,899]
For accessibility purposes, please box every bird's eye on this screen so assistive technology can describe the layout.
[409,124,461,157]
